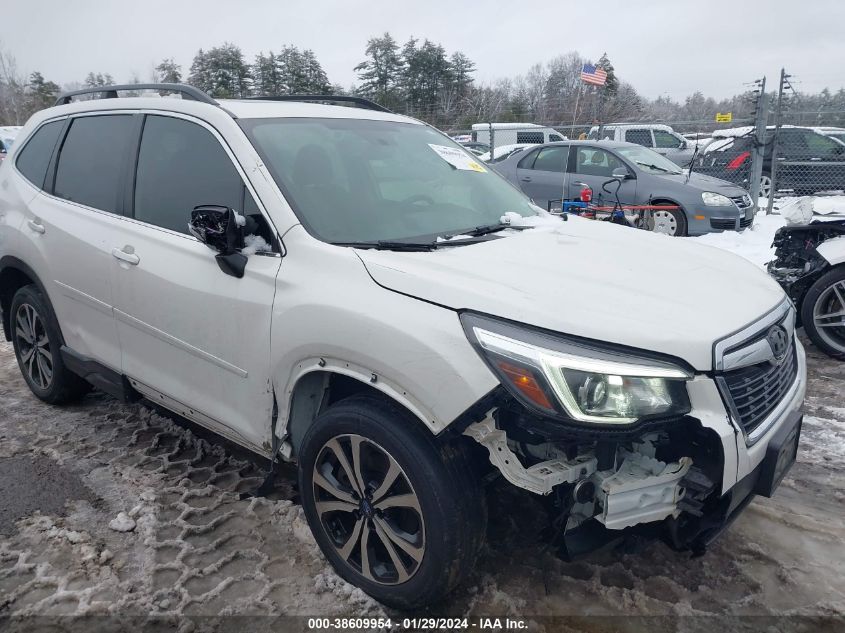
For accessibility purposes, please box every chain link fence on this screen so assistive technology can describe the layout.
[444,106,845,223]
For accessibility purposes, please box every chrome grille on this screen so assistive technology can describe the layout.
[731,194,752,210]
[720,342,798,439]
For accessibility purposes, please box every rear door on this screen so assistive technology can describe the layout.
[110,113,281,452]
[22,114,135,372]
[514,145,570,210]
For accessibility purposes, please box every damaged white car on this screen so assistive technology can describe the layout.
[0,84,805,609]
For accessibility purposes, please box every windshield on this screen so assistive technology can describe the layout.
[239,118,537,243]
[616,145,683,175]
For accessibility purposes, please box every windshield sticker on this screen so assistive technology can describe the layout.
[428,144,487,172]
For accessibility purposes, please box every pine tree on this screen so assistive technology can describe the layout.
[595,52,618,97]
[302,49,330,93]
[355,32,404,109]
[188,49,212,93]
[27,72,60,110]
[155,58,182,84]
[192,44,251,98]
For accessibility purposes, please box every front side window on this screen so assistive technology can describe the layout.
[134,116,244,234]
[654,130,683,149]
[625,129,652,147]
[529,146,569,173]
[15,120,64,189]
[240,118,536,244]
[574,147,626,177]
[54,115,135,213]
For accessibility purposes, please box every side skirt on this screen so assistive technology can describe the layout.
[60,346,140,403]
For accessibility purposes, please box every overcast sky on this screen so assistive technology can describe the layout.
[3,0,844,101]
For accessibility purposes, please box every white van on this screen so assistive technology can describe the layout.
[472,122,565,146]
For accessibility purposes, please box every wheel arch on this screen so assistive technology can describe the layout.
[281,365,440,461]
[0,257,60,343]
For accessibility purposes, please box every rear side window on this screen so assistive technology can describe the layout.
[529,146,569,172]
[54,115,135,213]
[15,120,63,189]
[133,115,243,234]
[654,130,682,148]
[625,129,652,147]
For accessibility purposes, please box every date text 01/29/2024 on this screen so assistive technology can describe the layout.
[307,617,529,630]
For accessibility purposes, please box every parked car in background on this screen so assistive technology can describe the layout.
[589,123,695,167]
[471,122,565,146]
[494,140,753,236]
[768,219,845,360]
[696,126,845,197]
[813,126,845,146]
[477,142,538,163]
[0,126,22,161]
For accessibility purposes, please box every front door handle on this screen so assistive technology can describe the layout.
[112,246,140,266]
[520,176,532,182]
[27,219,46,234]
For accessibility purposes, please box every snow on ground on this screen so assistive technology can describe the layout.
[688,196,845,268]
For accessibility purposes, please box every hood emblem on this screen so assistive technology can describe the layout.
[766,325,789,363]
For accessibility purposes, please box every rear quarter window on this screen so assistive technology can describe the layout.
[14,120,64,189]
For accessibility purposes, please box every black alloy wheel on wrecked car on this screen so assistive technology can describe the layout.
[298,394,486,609]
[10,285,89,404]
[802,267,845,360]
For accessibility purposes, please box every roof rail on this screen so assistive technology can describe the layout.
[245,94,392,113]
[54,83,218,107]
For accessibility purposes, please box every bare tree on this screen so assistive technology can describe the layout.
[0,44,26,125]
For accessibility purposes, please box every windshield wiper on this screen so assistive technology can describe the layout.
[445,222,532,239]
[331,240,438,252]
[635,161,676,174]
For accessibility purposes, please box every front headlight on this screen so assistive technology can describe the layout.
[461,314,692,425]
[701,191,733,207]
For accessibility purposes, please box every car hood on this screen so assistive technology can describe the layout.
[656,171,748,194]
[356,219,785,371]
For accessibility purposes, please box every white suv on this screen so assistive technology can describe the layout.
[0,84,806,609]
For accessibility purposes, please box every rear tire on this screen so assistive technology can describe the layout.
[298,394,486,609]
[10,285,90,404]
[760,172,773,199]
[801,267,845,360]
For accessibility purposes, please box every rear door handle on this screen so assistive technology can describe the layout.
[27,219,45,234]
[112,246,140,266]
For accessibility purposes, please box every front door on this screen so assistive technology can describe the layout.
[567,146,638,206]
[515,145,570,210]
[110,113,281,452]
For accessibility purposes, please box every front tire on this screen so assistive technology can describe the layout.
[298,395,486,609]
[760,172,773,199]
[648,204,687,237]
[10,285,89,404]
[802,267,845,360]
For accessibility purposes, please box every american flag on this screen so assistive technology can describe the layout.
[580,64,608,86]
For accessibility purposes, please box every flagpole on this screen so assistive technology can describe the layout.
[571,80,584,134]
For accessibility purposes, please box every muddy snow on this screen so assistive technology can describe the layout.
[1,336,843,626]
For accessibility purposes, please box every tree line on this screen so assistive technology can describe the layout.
[3,36,845,131]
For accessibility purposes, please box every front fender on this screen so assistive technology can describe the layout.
[270,228,499,438]
[816,236,845,266]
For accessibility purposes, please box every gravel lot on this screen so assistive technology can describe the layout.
[0,333,843,628]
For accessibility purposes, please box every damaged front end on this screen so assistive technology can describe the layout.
[768,219,845,308]
[457,312,734,558]
[463,408,723,558]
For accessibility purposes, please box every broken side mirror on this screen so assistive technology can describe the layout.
[188,205,248,279]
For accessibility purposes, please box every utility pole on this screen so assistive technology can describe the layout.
[766,68,790,215]
[748,76,768,214]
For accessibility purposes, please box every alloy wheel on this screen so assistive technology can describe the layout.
[812,280,845,354]
[15,303,54,389]
[312,434,425,585]
[650,209,678,236]
[760,175,773,199]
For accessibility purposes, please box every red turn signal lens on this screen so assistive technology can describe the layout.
[495,360,554,410]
